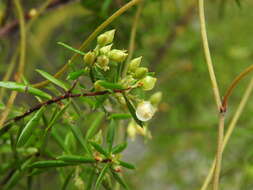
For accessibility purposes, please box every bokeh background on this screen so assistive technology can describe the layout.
[1,0,253,189]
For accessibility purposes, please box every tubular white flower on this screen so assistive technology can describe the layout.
[136,101,155,121]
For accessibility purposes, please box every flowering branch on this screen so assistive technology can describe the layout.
[0,88,130,137]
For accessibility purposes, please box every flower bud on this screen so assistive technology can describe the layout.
[108,49,128,62]
[133,67,148,79]
[29,8,37,17]
[100,44,113,55]
[150,92,162,105]
[128,57,142,72]
[97,29,115,46]
[136,101,155,121]
[96,55,109,71]
[83,51,96,65]
[139,76,157,91]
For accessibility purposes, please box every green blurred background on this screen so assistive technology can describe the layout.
[1,0,253,189]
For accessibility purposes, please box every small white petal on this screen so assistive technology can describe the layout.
[136,101,155,121]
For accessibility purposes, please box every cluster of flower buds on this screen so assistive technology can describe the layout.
[83,29,128,72]
[83,29,161,140]
[126,57,157,91]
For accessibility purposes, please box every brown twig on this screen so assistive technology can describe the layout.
[222,64,253,112]
[0,88,130,137]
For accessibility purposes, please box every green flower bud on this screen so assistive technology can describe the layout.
[150,92,162,105]
[96,55,109,71]
[100,44,113,55]
[139,76,157,91]
[108,49,128,62]
[83,51,96,65]
[97,34,108,46]
[128,56,142,72]
[133,67,148,79]
[94,80,106,91]
[97,29,115,46]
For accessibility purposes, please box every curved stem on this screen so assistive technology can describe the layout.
[200,76,253,190]
[32,0,141,89]
[198,0,221,110]
[0,51,19,101]
[222,64,253,111]
[0,0,26,127]
[213,114,224,190]
[198,1,224,189]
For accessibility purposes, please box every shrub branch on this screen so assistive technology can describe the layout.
[0,88,131,137]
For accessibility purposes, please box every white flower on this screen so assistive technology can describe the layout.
[136,101,155,121]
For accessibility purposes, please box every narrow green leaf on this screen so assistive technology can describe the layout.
[57,42,85,55]
[107,119,115,152]
[123,93,143,127]
[29,160,75,168]
[90,141,109,157]
[69,124,90,154]
[98,80,124,90]
[109,113,131,120]
[112,142,127,154]
[85,112,104,140]
[36,69,69,91]
[17,107,46,147]
[57,155,96,164]
[67,70,86,80]
[64,132,76,152]
[95,164,110,190]
[118,160,135,170]
[0,81,52,99]
[110,171,129,190]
